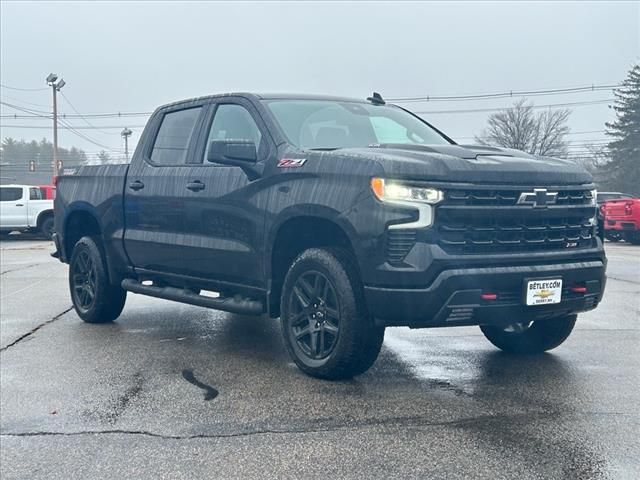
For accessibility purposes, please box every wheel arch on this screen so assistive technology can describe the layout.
[62,203,104,261]
[266,207,360,318]
[36,209,54,229]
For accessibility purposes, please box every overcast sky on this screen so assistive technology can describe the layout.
[1,0,638,159]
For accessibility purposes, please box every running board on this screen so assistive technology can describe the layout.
[121,279,264,315]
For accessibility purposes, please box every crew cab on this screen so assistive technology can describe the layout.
[53,93,606,379]
[602,197,640,244]
[0,184,55,239]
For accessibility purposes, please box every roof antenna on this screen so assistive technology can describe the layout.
[367,92,386,105]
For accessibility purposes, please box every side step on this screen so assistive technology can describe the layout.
[121,279,264,316]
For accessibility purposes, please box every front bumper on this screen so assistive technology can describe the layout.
[365,259,606,328]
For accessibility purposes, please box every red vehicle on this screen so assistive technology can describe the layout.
[38,185,56,200]
[602,197,640,244]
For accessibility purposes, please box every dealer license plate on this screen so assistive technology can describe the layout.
[525,279,562,306]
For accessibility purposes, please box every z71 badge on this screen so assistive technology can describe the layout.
[277,158,307,168]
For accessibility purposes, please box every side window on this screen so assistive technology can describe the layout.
[30,188,43,200]
[0,188,23,202]
[150,107,202,166]
[204,104,262,162]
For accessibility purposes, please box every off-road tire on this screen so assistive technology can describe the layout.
[69,236,126,323]
[480,315,577,354]
[280,247,384,380]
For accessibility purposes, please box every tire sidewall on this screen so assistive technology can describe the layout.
[480,315,576,353]
[69,236,111,322]
[281,249,360,373]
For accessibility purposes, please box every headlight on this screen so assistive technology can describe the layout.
[370,178,443,204]
[590,189,597,206]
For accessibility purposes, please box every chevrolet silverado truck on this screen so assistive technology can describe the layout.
[602,197,640,244]
[53,93,606,379]
[1,184,55,239]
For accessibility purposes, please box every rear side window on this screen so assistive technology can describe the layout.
[30,188,43,200]
[0,188,23,202]
[150,107,202,165]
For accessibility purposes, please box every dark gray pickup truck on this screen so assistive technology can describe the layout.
[53,92,606,379]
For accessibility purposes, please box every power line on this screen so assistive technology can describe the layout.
[57,118,124,153]
[0,101,51,118]
[454,129,607,140]
[0,95,51,109]
[415,99,613,115]
[59,91,125,136]
[0,83,49,92]
[388,83,620,103]
[0,124,146,130]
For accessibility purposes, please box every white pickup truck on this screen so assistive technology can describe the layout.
[0,185,55,239]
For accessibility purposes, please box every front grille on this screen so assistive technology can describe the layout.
[437,186,597,254]
[445,188,594,207]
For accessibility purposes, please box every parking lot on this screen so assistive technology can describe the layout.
[0,237,638,479]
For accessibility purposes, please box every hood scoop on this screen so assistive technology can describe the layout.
[375,143,524,160]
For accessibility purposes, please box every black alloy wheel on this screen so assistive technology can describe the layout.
[280,248,385,380]
[68,236,127,323]
[72,249,98,311]
[287,270,340,360]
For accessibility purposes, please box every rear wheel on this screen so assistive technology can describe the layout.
[480,315,576,354]
[40,217,54,240]
[69,236,127,323]
[280,247,384,380]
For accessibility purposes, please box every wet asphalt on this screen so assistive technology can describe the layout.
[0,237,638,479]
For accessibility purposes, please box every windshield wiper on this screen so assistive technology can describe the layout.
[308,147,339,151]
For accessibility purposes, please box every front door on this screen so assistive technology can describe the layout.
[175,100,273,288]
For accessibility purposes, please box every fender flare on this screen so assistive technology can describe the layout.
[264,204,360,279]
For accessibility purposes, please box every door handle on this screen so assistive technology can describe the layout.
[129,181,145,191]
[186,181,205,192]
[15,204,24,207]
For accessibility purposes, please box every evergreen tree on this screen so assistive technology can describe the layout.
[0,137,88,168]
[605,64,640,195]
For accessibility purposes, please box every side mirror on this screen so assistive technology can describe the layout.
[207,140,257,166]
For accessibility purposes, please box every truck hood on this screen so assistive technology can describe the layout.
[323,144,592,185]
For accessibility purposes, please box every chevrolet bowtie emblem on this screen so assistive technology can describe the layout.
[517,188,558,208]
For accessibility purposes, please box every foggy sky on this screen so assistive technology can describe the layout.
[1,1,638,158]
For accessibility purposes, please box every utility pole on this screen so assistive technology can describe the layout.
[121,127,132,162]
[46,73,65,177]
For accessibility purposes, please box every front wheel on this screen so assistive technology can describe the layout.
[280,248,384,380]
[605,232,622,242]
[480,315,576,354]
[69,236,127,323]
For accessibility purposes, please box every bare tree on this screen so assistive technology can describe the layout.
[476,99,570,157]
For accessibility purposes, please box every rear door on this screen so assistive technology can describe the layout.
[123,103,207,274]
[0,187,28,228]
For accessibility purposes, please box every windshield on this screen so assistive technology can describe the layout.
[263,99,452,150]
